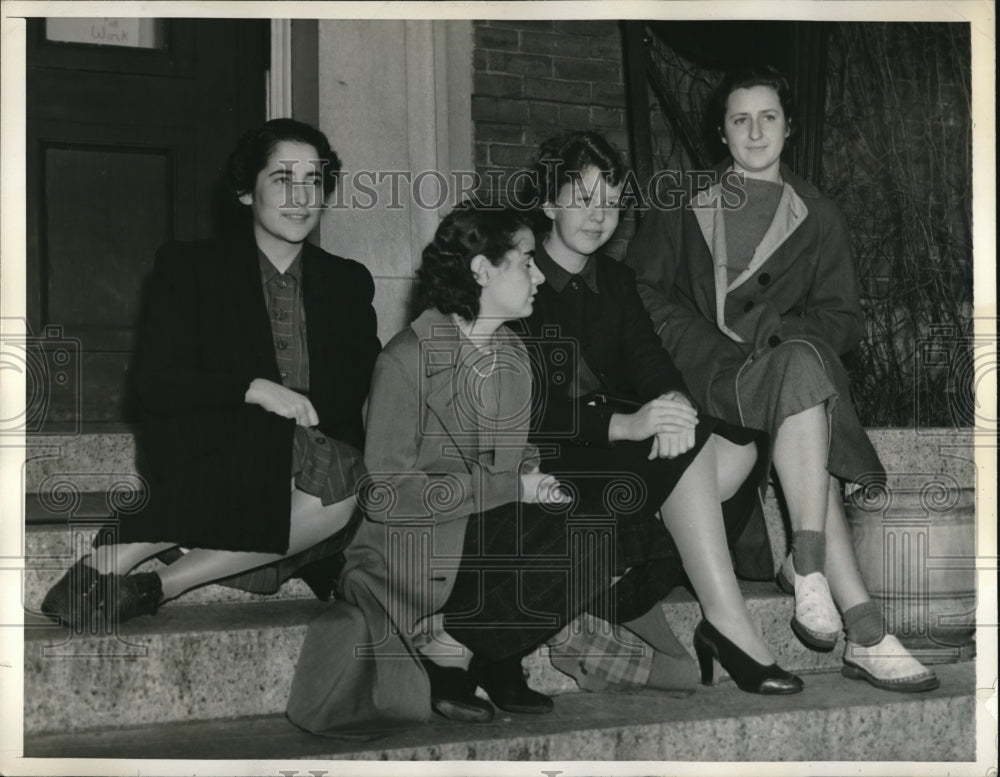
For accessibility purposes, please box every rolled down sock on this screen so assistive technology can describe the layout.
[791,530,826,576]
[843,600,886,646]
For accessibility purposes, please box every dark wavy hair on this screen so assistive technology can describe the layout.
[524,130,627,206]
[227,118,342,203]
[705,65,796,153]
[415,202,532,320]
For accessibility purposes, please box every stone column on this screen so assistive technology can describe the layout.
[316,20,474,344]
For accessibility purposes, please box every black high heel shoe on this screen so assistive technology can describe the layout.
[693,620,804,695]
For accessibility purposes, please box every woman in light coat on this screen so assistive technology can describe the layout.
[627,65,937,692]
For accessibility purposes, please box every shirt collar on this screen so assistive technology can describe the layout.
[534,237,600,294]
[258,247,303,282]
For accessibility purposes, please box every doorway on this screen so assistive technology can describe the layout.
[26,17,269,429]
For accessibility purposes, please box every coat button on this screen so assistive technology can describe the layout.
[758,273,771,285]
[768,335,781,347]
[315,436,326,445]
[743,300,755,313]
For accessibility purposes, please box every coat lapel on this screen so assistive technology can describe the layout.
[302,242,335,375]
[229,228,282,379]
[413,311,478,471]
[411,310,530,474]
[726,183,809,290]
[691,186,745,344]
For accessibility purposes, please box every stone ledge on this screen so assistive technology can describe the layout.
[21,428,977,493]
[23,661,975,761]
[23,583,975,737]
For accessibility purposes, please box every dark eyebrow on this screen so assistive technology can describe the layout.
[268,167,322,180]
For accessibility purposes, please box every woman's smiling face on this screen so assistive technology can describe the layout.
[239,140,324,255]
[722,85,790,182]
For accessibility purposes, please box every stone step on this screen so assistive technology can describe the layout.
[23,582,974,737]
[23,662,975,761]
[22,522,316,610]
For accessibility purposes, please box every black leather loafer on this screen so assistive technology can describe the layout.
[40,558,110,629]
[114,572,163,625]
[418,654,495,723]
[470,653,554,714]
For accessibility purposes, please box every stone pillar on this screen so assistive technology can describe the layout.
[316,20,473,344]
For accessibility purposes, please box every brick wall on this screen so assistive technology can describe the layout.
[471,20,636,254]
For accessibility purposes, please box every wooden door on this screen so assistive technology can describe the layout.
[26,18,268,430]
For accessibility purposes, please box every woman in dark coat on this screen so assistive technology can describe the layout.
[42,119,379,627]
[626,66,937,692]
[517,130,801,695]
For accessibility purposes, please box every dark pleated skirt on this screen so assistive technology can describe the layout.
[538,413,766,569]
[440,499,613,661]
[440,414,767,661]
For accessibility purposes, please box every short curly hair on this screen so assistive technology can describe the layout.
[523,130,627,207]
[227,118,342,203]
[415,202,532,321]
[705,65,796,159]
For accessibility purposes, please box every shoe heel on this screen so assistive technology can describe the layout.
[693,633,720,686]
[790,616,838,652]
[841,663,863,681]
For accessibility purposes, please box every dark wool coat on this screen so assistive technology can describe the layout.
[626,164,883,489]
[121,228,379,554]
[519,245,691,445]
[519,242,772,582]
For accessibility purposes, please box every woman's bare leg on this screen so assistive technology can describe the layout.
[156,491,355,602]
[661,436,773,665]
[714,436,757,501]
[772,403,830,535]
[89,542,176,575]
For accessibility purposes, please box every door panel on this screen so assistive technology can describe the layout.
[26,18,268,429]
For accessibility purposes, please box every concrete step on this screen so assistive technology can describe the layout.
[22,522,316,610]
[23,662,975,761]
[23,582,974,737]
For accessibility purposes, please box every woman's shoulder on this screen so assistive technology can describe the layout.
[153,236,234,276]
[303,243,375,288]
[592,252,639,290]
[379,325,420,360]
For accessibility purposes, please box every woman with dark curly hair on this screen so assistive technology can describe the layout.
[627,65,938,691]
[42,118,379,627]
[518,129,802,696]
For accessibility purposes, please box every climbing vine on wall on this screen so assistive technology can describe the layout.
[822,23,972,428]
